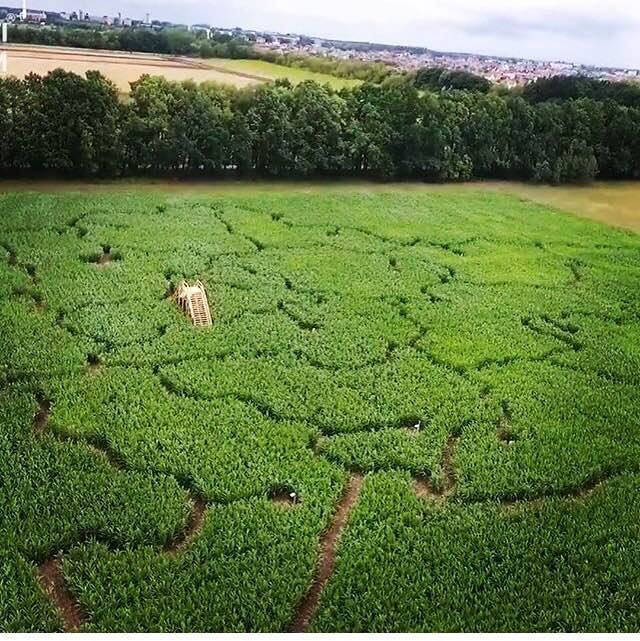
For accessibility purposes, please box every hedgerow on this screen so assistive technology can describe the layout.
[3,70,640,182]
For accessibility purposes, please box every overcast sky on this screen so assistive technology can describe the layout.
[33,0,640,68]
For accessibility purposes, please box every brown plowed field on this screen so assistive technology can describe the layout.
[0,43,265,91]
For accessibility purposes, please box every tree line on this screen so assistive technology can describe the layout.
[521,75,640,109]
[259,59,496,93]
[7,24,255,58]
[12,23,640,107]
[412,67,492,93]
[254,51,397,84]
[1,69,639,182]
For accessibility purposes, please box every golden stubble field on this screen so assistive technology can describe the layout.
[488,181,640,232]
[0,43,267,91]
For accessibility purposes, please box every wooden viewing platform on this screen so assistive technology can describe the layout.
[176,280,212,327]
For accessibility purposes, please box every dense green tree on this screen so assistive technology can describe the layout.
[8,69,122,175]
[289,81,347,175]
[522,75,640,109]
[125,76,234,173]
[454,92,514,177]
[125,75,173,172]
[342,84,402,177]
[244,81,295,176]
[596,101,640,178]
[1,69,640,182]
[414,67,492,93]
[172,82,234,172]
[0,77,28,170]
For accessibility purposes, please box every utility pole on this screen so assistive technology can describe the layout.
[0,23,7,74]
[21,0,27,20]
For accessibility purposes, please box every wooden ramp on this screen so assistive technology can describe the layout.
[176,280,212,327]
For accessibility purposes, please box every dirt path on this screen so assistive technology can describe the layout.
[164,497,208,556]
[30,389,211,628]
[96,252,112,268]
[33,398,51,434]
[290,474,364,633]
[37,558,85,632]
[414,434,459,501]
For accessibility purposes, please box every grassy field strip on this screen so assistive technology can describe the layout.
[204,58,361,89]
[492,181,640,232]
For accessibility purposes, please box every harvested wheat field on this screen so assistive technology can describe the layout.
[0,44,265,91]
[1,188,640,632]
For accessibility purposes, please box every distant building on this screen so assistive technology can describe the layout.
[86,14,112,25]
[24,9,46,22]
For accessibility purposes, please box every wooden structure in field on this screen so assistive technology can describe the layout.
[176,280,212,327]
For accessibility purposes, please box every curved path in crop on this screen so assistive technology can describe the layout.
[33,380,631,632]
[29,390,299,630]
[4,206,638,632]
